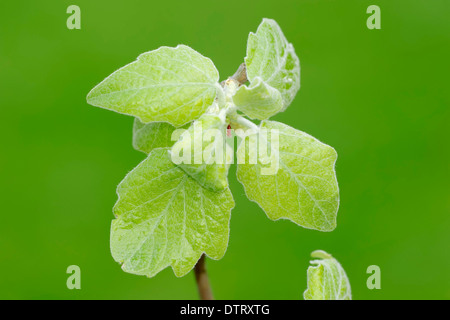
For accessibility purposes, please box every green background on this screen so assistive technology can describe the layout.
[1,0,449,299]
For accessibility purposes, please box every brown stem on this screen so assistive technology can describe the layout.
[231,63,248,85]
[220,63,248,87]
[194,254,214,300]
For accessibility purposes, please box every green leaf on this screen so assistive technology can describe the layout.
[132,118,186,154]
[232,77,283,120]
[170,113,232,192]
[245,19,300,109]
[110,148,235,278]
[236,120,339,231]
[303,250,352,300]
[87,45,220,127]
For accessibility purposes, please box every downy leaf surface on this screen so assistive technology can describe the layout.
[132,118,186,154]
[236,120,339,231]
[111,148,235,277]
[232,77,283,120]
[87,45,219,126]
[170,113,232,192]
[303,250,352,300]
[245,19,300,110]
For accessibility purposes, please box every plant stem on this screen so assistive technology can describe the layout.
[236,115,259,131]
[231,63,248,85]
[220,63,248,87]
[194,254,214,300]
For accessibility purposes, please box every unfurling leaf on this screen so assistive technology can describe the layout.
[111,148,235,277]
[87,45,220,126]
[132,118,187,154]
[303,250,352,300]
[236,120,339,231]
[245,19,300,110]
[233,77,283,120]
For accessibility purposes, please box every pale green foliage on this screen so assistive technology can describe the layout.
[303,250,352,300]
[132,118,185,154]
[87,45,219,126]
[111,148,234,277]
[170,113,232,192]
[237,121,339,231]
[233,77,283,120]
[245,18,300,110]
[88,18,342,281]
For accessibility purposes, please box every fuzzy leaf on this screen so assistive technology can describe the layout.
[132,118,186,154]
[87,45,219,126]
[236,120,339,231]
[245,19,300,109]
[303,250,352,300]
[233,77,283,120]
[110,148,234,277]
[170,113,232,192]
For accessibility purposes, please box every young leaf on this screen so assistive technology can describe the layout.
[236,120,339,231]
[232,77,283,120]
[87,45,220,126]
[303,250,352,300]
[110,148,235,278]
[245,19,300,109]
[170,113,232,192]
[132,118,186,154]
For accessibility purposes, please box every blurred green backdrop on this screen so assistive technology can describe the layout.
[1,0,449,299]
